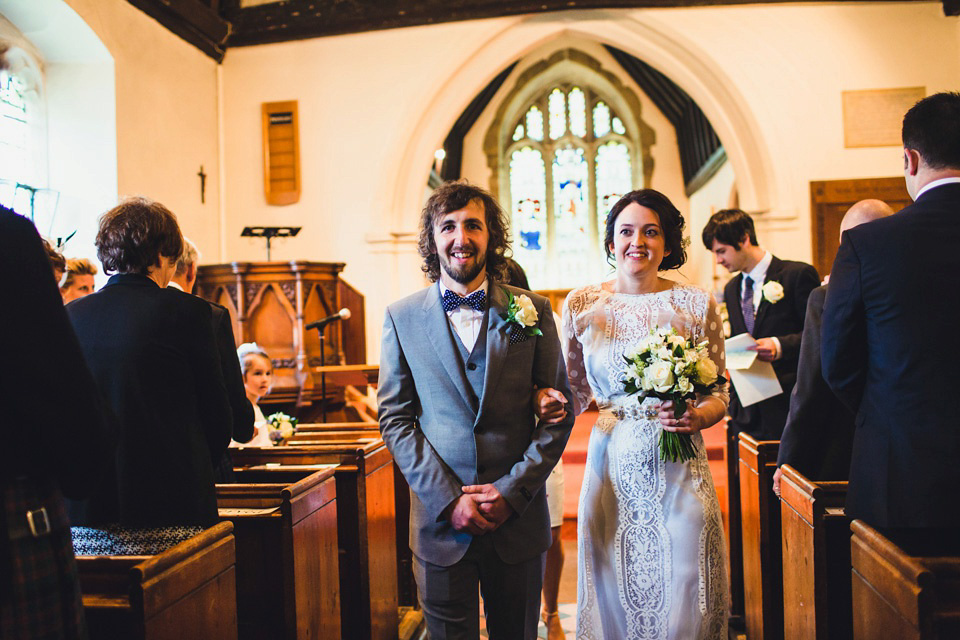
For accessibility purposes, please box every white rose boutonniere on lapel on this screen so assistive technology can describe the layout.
[761,280,784,304]
[501,287,543,343]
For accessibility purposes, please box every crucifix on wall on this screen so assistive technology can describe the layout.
[197,165,207,203]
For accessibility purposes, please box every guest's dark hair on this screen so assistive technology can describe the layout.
[503,257,531,290]
[701,208,758,251]
[604,189,686,271]
[95,197,183,275]
[42,236,66,278]
[902,92,960,170]
[417,180,511,283]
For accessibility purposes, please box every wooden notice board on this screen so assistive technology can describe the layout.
[262,100,301,205]
[842,88,924,148]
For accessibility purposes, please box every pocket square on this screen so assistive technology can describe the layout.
[507,323,529,344]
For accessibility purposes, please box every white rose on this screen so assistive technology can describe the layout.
[677,376,693,395]
[695,356,719,386]
[280,421,295,439]
[668,334,686,348]
[514,294,539,327]
[644,360,675,393]
[762,280,784,304]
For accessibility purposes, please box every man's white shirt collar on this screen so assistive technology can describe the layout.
[916,177,960,200]
[167,281,184,291]
[438,277,488,353]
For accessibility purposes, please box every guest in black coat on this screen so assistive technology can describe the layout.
[168,237,254,482]
[822,92,960,530]
[702,209,819,441]
[67,197,233,527]
[773,199,894,496]
[0,205,113,639]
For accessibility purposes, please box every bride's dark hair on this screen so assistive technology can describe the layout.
[603,189,687,271]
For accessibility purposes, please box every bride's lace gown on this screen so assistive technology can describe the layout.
[562,282,729,640]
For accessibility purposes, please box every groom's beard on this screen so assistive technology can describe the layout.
[439,248,487,285]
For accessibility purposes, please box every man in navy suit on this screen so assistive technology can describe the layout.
[822,92,960,530]
[702,209,819,441]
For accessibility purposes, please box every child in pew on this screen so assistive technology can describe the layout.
[232,342,274,447]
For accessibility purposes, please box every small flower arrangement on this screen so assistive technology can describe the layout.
[622,327,726,463]
[265,412,298,445]
[500,287,543,340]
[762,280,784,304]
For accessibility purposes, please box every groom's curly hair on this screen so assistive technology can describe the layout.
[418,181,512,283]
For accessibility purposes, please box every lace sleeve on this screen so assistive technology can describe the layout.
[701,293,729,408]
[562,291,594,416]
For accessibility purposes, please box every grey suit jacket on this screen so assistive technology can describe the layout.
[378,282,574,566]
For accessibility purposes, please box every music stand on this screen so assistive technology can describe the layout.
[241,226,301,260]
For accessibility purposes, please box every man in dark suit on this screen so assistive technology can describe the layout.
[0,205,113,638]
[702,209,819,441]
[68,197,233,527]
[773,199,894,496]
[168,237,255,459]
[822,92,960,530]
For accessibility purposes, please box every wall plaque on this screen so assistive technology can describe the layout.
[842,87,925,148]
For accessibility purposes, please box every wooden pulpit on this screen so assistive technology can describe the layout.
[195,261,366,408]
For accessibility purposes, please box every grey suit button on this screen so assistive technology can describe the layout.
[467,363,477,371]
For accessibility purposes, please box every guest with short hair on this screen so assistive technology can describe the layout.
[168,238,255,477]
[67,197,233,527]
[42,237,66,284]
[60,258,98,304]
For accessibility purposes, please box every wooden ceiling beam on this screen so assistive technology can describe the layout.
[127,0,230,61]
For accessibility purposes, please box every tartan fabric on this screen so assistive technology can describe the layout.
[72,525,204,556]
[0,479,86,640]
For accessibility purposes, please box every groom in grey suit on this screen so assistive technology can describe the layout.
[378,181,574,639]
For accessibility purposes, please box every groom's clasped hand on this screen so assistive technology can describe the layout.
[444,386,569,535]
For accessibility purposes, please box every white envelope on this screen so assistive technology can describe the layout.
[725,333,759,370]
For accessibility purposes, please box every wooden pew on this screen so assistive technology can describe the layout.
[739,433,783,640]
[850,520,960,640]
[217,467,340,640]
[231,442,399,640]
[76,522,237,640]
[290,424,417,609]
[726,420,746,632]
[779,465,851,640]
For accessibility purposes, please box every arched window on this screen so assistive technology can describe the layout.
[0,44,47,219]
[506,84,637,288]
[0,68,30,184]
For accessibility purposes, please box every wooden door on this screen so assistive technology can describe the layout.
[810,178,911,277]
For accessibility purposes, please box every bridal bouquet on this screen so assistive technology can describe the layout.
[622,327,726,463]
[265,412,298,445]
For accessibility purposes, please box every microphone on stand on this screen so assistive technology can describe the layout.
[306,308,351,331]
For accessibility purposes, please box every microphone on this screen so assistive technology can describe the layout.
[306,308,351,331]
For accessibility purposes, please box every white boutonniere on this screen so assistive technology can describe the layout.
[501,288,543,340]
[761,280,784,304]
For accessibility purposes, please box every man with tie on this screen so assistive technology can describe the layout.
[702,209,819,441]
[378,181,574,639]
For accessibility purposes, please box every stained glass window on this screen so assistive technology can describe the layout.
[548,88,566,140]
[525,105,544,141]
[568,87,586,138]
[0,70,29,184]
[506,85,638,288]
[509,146,548,282]
[596,140,632,228]
[593,101,611,138]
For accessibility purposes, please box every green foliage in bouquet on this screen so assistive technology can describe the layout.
[622,327,727,463]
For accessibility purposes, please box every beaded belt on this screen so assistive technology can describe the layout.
[595,400,659,433]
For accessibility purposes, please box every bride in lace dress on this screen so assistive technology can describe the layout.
[562,190,729,639]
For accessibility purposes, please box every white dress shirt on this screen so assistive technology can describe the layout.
[916,176,960,200]
[439,278,488,353]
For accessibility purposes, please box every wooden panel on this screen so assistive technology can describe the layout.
[78,522,238,640]
[739,433,782,640]
[809,178,911,278]
[725,420,746,629]
[230,443,399,640]
[217,468,340,640]
[262,101,301,206]
[338,278,367,365]
[850,520,960,640]
[779,465,851,640]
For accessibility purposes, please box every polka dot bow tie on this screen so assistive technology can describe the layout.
[441,289,486,313]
